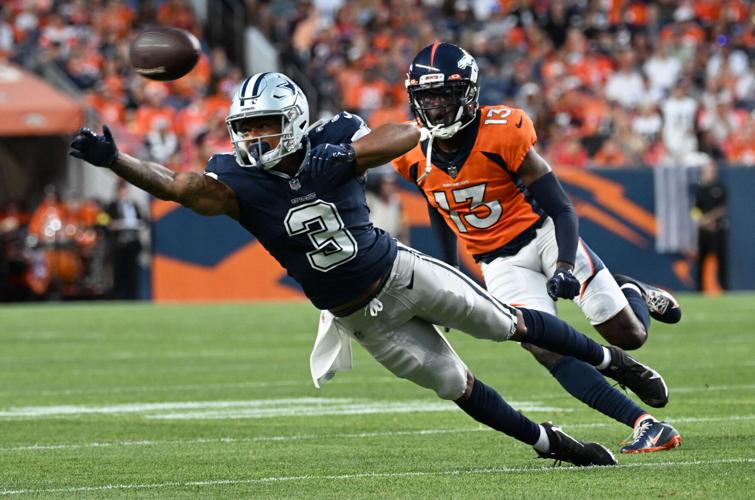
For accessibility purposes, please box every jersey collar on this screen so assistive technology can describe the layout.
[419,111,481,178]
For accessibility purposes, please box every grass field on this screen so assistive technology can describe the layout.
[0,294,753,498]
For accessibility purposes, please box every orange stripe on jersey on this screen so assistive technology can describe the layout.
[392,105,539,256]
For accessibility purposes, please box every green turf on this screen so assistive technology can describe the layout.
[0,295,753,498]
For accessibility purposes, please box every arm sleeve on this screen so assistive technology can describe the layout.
[527,172,578,266]
[427,201,459,267]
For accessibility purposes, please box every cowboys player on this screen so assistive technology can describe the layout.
[71,71,669,466]
[393,42,682,453]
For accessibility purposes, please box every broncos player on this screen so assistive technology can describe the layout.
[72,72,670,466]
[392,43,682,454]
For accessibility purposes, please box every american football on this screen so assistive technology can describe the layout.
[129,27,200,81]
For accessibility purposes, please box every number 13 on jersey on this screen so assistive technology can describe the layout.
[433,183,502,233]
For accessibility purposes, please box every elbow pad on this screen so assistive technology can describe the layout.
[527,172,578,266]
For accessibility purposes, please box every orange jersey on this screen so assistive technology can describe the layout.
[392,105,541,257]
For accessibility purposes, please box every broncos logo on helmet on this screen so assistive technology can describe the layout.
[226,72,310,168]
[405,42,480,140]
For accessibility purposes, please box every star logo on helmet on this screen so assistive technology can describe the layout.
[273,80,297,99]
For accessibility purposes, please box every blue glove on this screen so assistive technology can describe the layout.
[69,125,118,167]
[304,143,356,178]
[547,267,581,301]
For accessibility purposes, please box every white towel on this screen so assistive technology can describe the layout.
[309,310,353,388]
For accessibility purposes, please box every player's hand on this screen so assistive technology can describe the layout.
[304,143,356,178]
[69,125,118,167]
[547,267,580,301]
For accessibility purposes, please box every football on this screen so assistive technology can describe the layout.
[129,27,200,81]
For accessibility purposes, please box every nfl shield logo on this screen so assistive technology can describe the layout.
[289,178,301,190]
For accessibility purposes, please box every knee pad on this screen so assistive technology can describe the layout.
[429,360,467,400]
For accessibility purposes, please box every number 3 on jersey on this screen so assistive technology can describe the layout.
[285,200,358,272]
[433,183,502,233]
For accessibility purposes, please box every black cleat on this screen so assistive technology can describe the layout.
[535,423,617,467]
[614,274,682,324]
[599,346,669,408]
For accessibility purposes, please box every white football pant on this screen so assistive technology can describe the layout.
[335,245,518,401]
[481,218,628,325]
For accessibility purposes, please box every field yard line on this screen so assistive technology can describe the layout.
[2,414,753,453]
[0,399,564,419]
[1,381,752,398]
[1,458,753,496]
[0,377,400,397]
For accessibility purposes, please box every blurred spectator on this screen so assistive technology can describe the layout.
[632,100,663,144]
[723,111,755,166]
[661,80,699,165]
[643,41,683,96]
[592,138,627,168]
[605,50,645,109]
[692,160,728,293]
[365,173,408,244]
[157,0,196,31]
[106,181,145,300]
[0,201,30,302]
[0,7,13,59]
[133,82,177,136]
[145,118,179,164]
[28,186,67,245]
[545,119,589,169]
[367,91,409,129]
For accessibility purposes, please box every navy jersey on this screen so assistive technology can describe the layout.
[205,112,397,310]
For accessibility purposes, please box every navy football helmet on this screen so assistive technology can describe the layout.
[406,42,479,139]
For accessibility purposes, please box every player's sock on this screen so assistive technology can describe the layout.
[621,283,651,333]
[455,377,541,445]
[533,425,550,452]
[550,356,646,428]
[519,308,604,366]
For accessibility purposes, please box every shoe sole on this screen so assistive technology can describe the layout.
[614,274,681,324]
[621,434,682,454]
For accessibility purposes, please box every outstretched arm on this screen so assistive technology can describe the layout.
[70,126,239,219]
[352,122,420,175]
[112,152,239,218]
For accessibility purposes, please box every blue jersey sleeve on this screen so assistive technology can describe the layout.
[306,112,370,187]
[309,111,370,147]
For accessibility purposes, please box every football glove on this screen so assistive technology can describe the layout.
[70,125,119,167]
[547,267,580,301]
[303,143,356,178]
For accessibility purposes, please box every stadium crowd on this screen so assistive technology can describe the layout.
[266,0,754,168]
[2,0,753,173]
[0,0,752,299]
[0,184,148,301]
